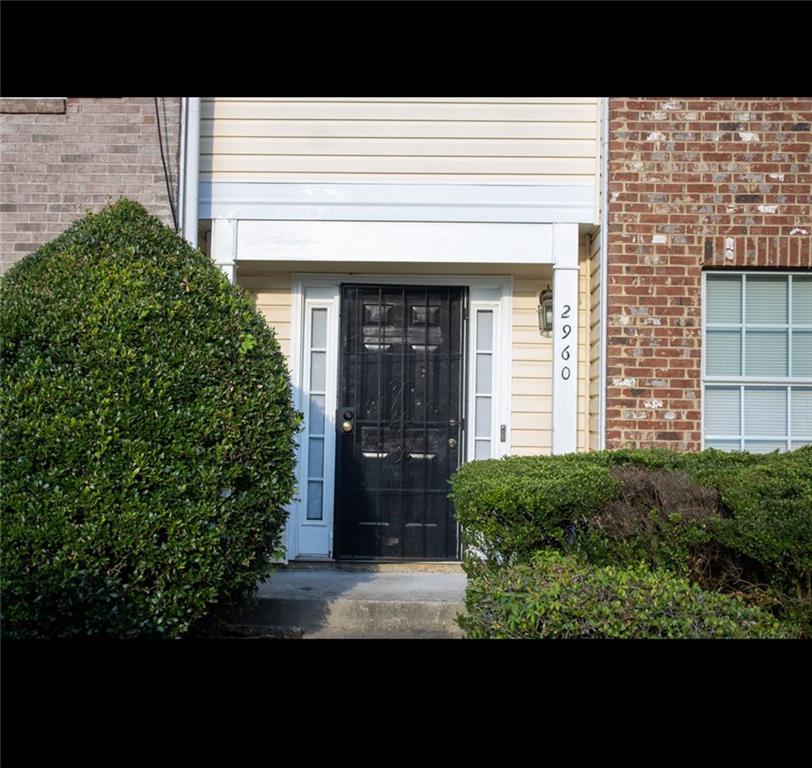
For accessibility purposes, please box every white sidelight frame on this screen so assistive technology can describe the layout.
[289,283,340,558]
[287,273,512,560]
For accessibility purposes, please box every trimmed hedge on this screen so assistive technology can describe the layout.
[1,200,301,638]
[451,447,812,635]
[460,551,792,639]
[449,454,620,562]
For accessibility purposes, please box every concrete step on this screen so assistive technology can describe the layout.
[239,569,467,639]
[304,628,462,640]
[286,560,464,574]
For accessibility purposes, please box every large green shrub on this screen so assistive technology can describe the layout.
[1,200,301,638]
[461,551,791,639]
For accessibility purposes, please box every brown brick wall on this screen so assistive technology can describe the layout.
[0,97,181,273]
[606,97,812,451]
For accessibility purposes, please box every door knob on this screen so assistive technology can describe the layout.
[448,438,457,449]
[342,421,353,433]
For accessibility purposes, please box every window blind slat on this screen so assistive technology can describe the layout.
[792,276,812,325]
[792,331,812,377]
[707,330,741,375]
[745,330,787,376]
[707,274,742,323]
[744,440,787,454]
[705,387,740,435]
[746,275,787,324]
[744,387,787,436]
[706,439,741,451]
[792,388,812,436]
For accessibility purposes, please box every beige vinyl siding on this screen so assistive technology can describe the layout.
[238,272,293,366]
[201,97,600,186]
[511,275,550,454]
[239,259,593,457]
[578,238,591,452]
[588,231,602,450]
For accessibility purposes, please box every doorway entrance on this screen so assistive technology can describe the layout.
[334,284,466,559]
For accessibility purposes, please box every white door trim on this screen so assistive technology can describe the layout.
[285,272,512,561]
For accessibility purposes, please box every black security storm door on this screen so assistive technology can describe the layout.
[335,285,466,559]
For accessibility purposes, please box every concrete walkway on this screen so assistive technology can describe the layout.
[239,567,467,639]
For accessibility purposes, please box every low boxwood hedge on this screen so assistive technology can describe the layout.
[451,446,812,636]
[449,454,620,563]
[1,200,301,638]
[461,551,792,639]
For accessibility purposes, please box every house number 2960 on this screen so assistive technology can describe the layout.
[560,304,572,380]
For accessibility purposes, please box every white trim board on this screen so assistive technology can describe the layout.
[551,223,580,455]
[236,219,555,264]
[200,180,596,224]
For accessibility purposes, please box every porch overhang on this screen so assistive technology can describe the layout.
[199,180,596,225]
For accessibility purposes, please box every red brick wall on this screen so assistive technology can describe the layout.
[606,97,812,450]
[0,97,181,273]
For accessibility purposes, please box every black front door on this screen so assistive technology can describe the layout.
[335,285,466,560]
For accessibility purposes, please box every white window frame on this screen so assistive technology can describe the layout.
[287,273,512,560]
[702,270,812,451]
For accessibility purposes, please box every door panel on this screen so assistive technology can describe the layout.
[335,284,465,559]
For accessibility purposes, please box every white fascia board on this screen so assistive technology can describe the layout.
[237,219,554,265]
[199,180,596,224]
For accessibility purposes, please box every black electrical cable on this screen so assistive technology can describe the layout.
[155,97,179,231]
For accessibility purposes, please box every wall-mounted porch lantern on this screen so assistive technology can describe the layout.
[538,286,553,334]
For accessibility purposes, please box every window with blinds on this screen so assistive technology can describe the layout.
[704,272,812,452]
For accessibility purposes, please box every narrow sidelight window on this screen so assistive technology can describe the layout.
[473,309,495,459]
[306,307,328,518]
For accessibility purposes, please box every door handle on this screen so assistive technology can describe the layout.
[340,406,354,433]
[448,438,457,449]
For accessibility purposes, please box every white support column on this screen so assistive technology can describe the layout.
[181,97,201,249]
[211,218,237,284]
[552,223,580,455]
